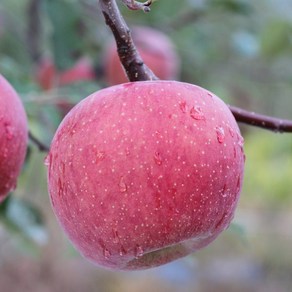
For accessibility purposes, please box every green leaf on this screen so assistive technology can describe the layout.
[0,196,48,247]
[261,20,292,58]
[44,0,84,70]
[208,0,252,15]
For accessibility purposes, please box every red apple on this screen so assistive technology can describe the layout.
[104,27,180,85]
[58,57,96,85]
[0,75,28,202]
[35,57,95,91]
[35,57,57,91]
[46,81,245,270]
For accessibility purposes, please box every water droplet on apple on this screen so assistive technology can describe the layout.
[6,181,17,193]
[190,106,205,120]
[119,177,127,192]
[135,245,144,258]
[3,148,8,158]
[96,151,106,161]
[228,125,235,137]
[112,229,119,244]
[103,248,111,259]
[155,192,162,209]
[125,147,130,156]
[179,101,187,113]
[154,152,163,166]
[44,154,51,167]
[222,184,228,198]
[4,122,14,140]
[215,126,225,143]
[237,134,244,150]
[207,92,213,98]
[119,246,126,256]
[236,176,241,194]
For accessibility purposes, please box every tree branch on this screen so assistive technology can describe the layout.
[29,131,50,152]
[98,0,157,82]
[229,105,292,133]
[97,0,292,134]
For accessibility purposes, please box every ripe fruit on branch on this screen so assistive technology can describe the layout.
[104,26,180,85]
[35,56,96,91]
[0,75,28,202]
[46,81,245,270]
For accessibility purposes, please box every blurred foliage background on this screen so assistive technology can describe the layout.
[0,0,292,291]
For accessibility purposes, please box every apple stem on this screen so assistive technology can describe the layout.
[98,0,158,82]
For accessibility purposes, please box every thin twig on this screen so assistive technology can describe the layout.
[29,131,50,152]
[229,105,292,133]
[99,0,157,82]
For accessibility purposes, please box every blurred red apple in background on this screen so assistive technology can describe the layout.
[58,57,96,85]
[35,56,96,91]
[46,81,244,270]
[0,75,28,202]
[35,57,57,90]
[104,26,180,85]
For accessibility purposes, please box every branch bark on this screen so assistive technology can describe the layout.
[229,105,292,133]
[99,0,157,82]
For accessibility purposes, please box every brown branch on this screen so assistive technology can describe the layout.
[229,105,292,133]
[98,0,157,82]
[29,131,50,152]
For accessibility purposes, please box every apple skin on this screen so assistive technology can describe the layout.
[0,75,28,202]
[46,81,245,270]
[36,57,95,91]
[104,27,180,85]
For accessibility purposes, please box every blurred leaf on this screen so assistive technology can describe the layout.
[228,222,248,244]
[231,30,259,58]
[0,196,48,248]
[242,131,292,207]
[208,0,252,15]
[44,0,84,70]
[261,20,292,58]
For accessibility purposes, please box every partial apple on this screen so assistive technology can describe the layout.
[46,81,245,270]
[104,26,180,85]
[35,56,96,91]
[0,75,28,202]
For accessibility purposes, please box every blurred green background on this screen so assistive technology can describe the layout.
[0,0,292,291]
